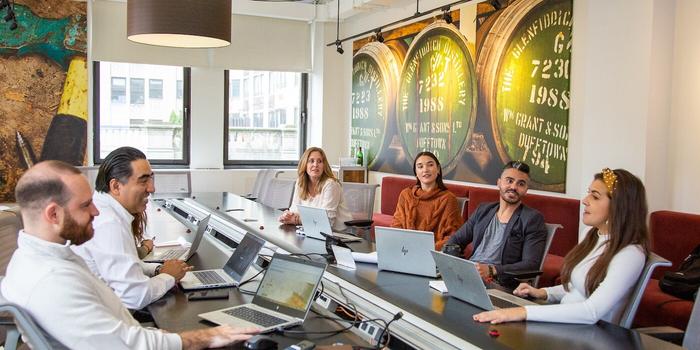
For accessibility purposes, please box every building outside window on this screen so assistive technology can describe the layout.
[94,61,189,164]
[225,70,306,165]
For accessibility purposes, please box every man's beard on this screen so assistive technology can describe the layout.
[59,213,94,246]
[501,189,521,204]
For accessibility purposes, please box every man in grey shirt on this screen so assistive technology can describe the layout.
[445,161,547,288]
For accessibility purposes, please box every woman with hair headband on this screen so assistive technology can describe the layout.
[279,147,353,231]
[473,168,650,324]
[391,151,463,250]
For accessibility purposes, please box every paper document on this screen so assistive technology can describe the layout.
[154,236,191,248]
[351,251,378,264]
[429,280,449,294]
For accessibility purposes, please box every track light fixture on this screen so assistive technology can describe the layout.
[335,40,344,54]
[375,29,384,43]
[327,0,473,49]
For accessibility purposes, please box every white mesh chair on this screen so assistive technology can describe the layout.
[1,277,54,350]
[618,252,672,328]
[249,170,282,202]
[340,182,379,227]
[259,178,296,210]
[153,170,191,197]
[532,223,562,287]
[76,166,100,190]
[637,287,700,349]
[0,208,21,276]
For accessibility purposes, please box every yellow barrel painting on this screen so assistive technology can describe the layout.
[477,0,572,191]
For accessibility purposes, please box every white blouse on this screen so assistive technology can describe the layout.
[289,179,353,231]
[525,234,646,324]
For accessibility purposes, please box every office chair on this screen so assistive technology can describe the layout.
[636,287,700,349]
[0,208,21,276]
[249,169,282,202]
[618,252,672,329]
[153,170,192,197]
[259,178,295,210]
[533,223,562,287]
[0,277,53,350]
[340,182,379,228]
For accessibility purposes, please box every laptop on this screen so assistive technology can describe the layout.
[180,232,265,290]
[297,205,361,243]
[430,250,537,310]
[374,226,438,277]
[143,215,210,263]
[199,253,327,332]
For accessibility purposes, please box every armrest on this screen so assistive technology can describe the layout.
[636,327,684,345]
[344,219,373,227]
[501,270,543,279]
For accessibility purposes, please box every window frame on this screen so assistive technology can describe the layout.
[93,61,191,166]
[148,78,163,99]
[223,70,307,167]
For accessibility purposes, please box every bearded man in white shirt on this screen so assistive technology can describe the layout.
[1,160,257,349]
[72,146,190,309]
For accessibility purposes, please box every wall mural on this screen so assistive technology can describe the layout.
[0,0,87,201]
[351,0,572,192]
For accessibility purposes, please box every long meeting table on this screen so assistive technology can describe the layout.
[147,192,682,350]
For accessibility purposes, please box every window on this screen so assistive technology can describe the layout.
[176,80,183,99]
[111,77,126,103]
[224,70,307,165]
[130,78,144,104]
[149,79,163,99]
[94,61,190,165]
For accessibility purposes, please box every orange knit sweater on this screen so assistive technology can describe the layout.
[391,186,463,250]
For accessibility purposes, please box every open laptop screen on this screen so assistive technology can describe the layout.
[252,254,326,318]
[223,233,265,281]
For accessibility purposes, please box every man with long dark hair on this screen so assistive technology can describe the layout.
[73,147,190,309]
[445,161,547,288]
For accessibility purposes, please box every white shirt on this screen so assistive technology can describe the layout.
[525,234,646,324]
[72,192,174,310]
[289,179,353,231]
[1,231,182,349]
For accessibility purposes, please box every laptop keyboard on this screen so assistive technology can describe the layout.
[157,249,187,260]
[224,306,287,328]
[193,271,226,285]
[489,295,519,309]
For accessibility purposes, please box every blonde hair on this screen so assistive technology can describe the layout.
[297,147,337,200]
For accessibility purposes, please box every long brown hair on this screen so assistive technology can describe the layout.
[131,210,147,245]
[296,147,337,200]
[560,169,650,296]
[413,151,447,191]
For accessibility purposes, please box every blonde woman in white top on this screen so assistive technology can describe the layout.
[474,168,650,325]
[279,147,353,231]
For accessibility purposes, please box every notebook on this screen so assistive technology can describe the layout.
[430,250,536,310]
[297,205,361,243]
[143,215,210,263]
[179,232,265,290]
[199,253,327,332]
[374,226,438,277]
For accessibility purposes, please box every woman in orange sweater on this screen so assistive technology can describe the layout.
[391,151,463,250]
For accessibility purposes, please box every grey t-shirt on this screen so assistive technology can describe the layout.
[470,213,507,265]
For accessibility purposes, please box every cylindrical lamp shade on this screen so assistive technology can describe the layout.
[127,0,231,48]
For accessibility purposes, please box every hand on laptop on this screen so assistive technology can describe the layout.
[473,306,527,324]
[474,262,492,280]
[141,239,154,254]
[179,325,259,350]
[160,259,193,282]
[513,283,547,300]
[278,210,299,225]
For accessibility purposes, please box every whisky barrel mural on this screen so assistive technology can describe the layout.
[396,21,477,174]
[477,0,572,191]
[350,0,572,193]
[351,42,404,168]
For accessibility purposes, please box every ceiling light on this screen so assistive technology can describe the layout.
[127,0,232,48]
[336,41,344,55]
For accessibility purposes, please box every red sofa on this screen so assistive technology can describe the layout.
[371,176,581,288]
[634,210,700,329]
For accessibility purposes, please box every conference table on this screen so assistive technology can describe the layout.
[146,192,682,350]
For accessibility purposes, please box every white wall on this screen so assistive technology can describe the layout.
[668,0,700,214]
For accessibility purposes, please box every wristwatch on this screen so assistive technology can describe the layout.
[155,264,163,275]
[488,265,496,277]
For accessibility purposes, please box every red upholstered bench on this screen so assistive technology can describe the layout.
[634,211,700,329]
[465,187,580,287]
[371,176,471,229]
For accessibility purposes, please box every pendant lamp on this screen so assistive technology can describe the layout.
[127,0,231,48]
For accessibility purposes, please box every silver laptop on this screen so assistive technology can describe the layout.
[143,215,210,263]
[180,232,265,290]
[199,254,327,332]
[430,250,536,310]
[297,205,361,243]
[374,226,438,277]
